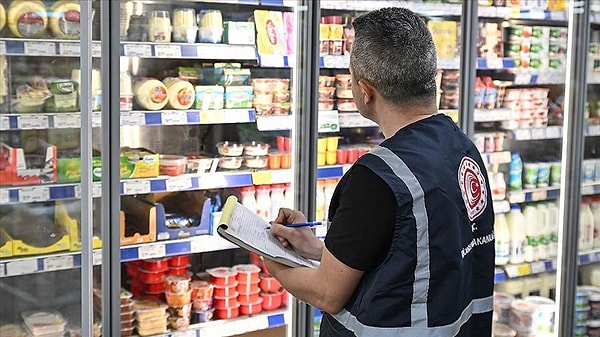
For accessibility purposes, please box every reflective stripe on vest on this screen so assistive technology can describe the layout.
[332,295,494,337]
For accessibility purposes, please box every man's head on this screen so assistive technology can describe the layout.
[350,8,437,112]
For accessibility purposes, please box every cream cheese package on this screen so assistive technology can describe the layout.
[163,77,195,110]
[134,78,168,111]
[224,86,253,109]
[49,1,80,39]
[194,85,224,110]
[7,0,48,38]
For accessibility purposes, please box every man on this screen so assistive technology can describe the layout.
[265,7,495,337]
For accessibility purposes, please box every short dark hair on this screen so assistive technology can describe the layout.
[350,7,437,106]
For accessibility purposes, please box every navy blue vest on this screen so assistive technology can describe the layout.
[321,114,495,337]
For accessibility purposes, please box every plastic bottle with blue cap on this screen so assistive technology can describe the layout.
[507,204,526,265]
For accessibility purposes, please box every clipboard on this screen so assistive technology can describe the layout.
[217,195,318,269]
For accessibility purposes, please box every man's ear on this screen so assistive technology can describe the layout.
[357,79,375,105]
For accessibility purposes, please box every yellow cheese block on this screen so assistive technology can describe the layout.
[134,78,169,111]
[7,0,48,38]
[49,0,80,39]
[163,77,195,110]
[0,4,6,32]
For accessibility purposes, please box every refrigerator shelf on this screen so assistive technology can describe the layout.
[0,166,346,205]
[494,248,600,284]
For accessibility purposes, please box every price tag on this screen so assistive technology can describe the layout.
[162,110,188,125]
[92,112,102,128]
[581,185,594,196]
[43,255,74,272]
[256,115,292,131]
[53,113,81,128]
[318,110,340,133]
[546,126,561,139]
[437,58,460,70]
[531,189,548,201]
[514,129,532,140]
[123,44,152,57]
[92,182,102,197]
[24,41,56,56]
[259,54,285,67]
[510,7,521,18]
[165,177,192,191]
[19,187,50,203]
[549,11,566,21]
[530,261,546,274]
[138,244,166,259]
[0,189,9,204]
[59,42,80,56]
[270,169,292,184]
[121,112,146,126]
[0,115,10,130]
[252,172,272,185]
[91,42,102,57]
[0,263,5,277]
[485,58,504,69]
[74,185,81,199]
[93,250,102,265]
[489,151,511,164]
[589,125,600,137]
[531,128,546,140]
[171,330,196,337]
[322,55,340,69]
[155,44,181,58]
[514,74,532,85]
[244,316,268,332]
[17,115,49,129]
[508,192,526,204]
[199,110,225,124]
[6,259,38,276]
[0,41,6,55]
[123,180,151,195]
[223,109,253,123]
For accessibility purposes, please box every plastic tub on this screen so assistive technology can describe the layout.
[191,309,214,323]
[168,316,190,330]
[120,326,135,337]
[207,267,238,286]
[163,275,191,294]
[218,157,243,169]
[261,291,282,311]
[494,292,515,325]
[244,141,270,156]
[132,299,168,320]
[167,303,192,318]
[214,295,239,310]
[159,155,187,176]
[142,258,170,272]
[237,281,260,294]
[169,255,190,267]
[335,74,352,87]
[259,274,281,293]
[135,324,167,337]
[575,306,591,324]
[233,264,261,284]
[121,299,134,313]
[120,318,135,330]
[143,282,165,293]
[281,289,288,306]
[120,310,134,321]
[238,290,260,304]
[193,297,214,311]
[493,323,516,337]
[336,99,356,112]
[191,280,214,299]
[577,288,592,308]
[168,265,190,276]
[136,313,168,329]
[240,298,264,316]
[138,269,166,283]
[216,141,243,156]
[21,311,67,335]
[165,289,192,306]
[215,303,240,320]
[125,263,139,277]
[243,156,268,169]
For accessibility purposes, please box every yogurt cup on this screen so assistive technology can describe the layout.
[510,299,538,332]
[494,292,515,324]
[525,296,555,333]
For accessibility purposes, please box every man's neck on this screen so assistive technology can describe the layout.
[378,104,437,139]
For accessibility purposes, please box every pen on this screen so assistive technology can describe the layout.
[265,221,323,230]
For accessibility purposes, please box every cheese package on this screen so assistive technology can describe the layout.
[49,1,80,39]
[224,86,253,109]
[7,0,48,38]
[223,22,255,45]
[194,85,224,110]
[428,21,457,59]
[134,78,168,111]
[163,77,194,110]
[0,3,6,32]
[254,10,286,55]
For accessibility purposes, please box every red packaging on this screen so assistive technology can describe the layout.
[163,275,191,294]
[191,280,214,299]
[143,282,165,293]
[238,290,260,304]
[213,295,238,310]
[261,291,282,311]
[259,274,281,293]
[214,303,240,319]
[281,289,288,306]
[240,298,264,316]
[233,264,260,284]
[142,258,169,272]
[236,281,260,294]
[214,283,238,298]
[125,263,139,277]
[169,255,190,267]
[138,269,166,283]
[167,265,190,276]
[207,267,237,286]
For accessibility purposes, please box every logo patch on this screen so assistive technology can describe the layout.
[458,156,488,221]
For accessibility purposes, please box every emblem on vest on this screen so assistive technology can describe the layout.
[458,156,488,221]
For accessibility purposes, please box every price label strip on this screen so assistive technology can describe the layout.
[24,41,56,56]
[59,42,80,56]
[123,180,151,195]
[123,44,152,57]
[92,182,102,198]
[121,112,146,126]
[165,176,192,191]
[155,44,182,58]
[0,41,6,55]
[91,42,102,57]
[530,261,546,274]
[53,113,81,128]
[93,250,102,265]
[171,330,197,337]
[17,115,49,129]
[43,255,74,272]
[162,110,188,125]
[514,129,532,140]
[0,115,10,130]
[6,259,38,276]
[92,112,102,128]
[19,186,50,203]
[252,172,272,185]
[138,243,166,259]
[199,110,225,124]
[0,263,5,277]
[0,189,9,204]
[531,189,548,201]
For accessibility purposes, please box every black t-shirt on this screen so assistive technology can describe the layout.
[324,164,396,271]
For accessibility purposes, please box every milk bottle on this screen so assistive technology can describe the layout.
[591,198,600,248]
[536,203,550,260]
[507,204,526,264]
[522,203,539,262]
[580,199,595,251]
[495,212,511,266]
[547,201,559,258]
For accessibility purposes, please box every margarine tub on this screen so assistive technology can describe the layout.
[7,0,48,38]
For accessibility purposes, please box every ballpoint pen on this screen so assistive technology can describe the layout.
[265,221,324,230]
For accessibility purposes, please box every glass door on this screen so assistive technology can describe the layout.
[99,0,306,336]
[0,0,100,336]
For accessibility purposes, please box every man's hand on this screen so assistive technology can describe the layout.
[269,208,324,261]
